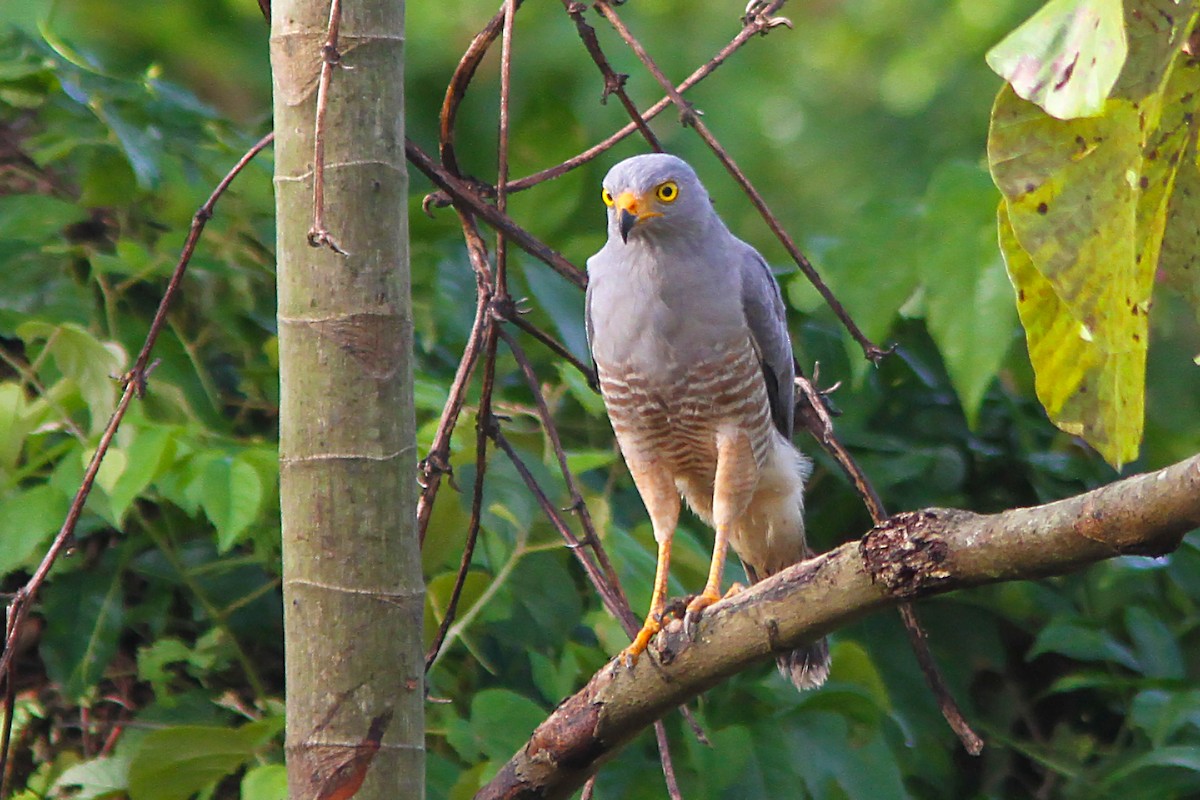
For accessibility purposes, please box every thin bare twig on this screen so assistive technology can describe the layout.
[489,423,708,752]
[423,328,500,670]
[495,0,517,295]
[496,327,623,601]
[407,139,588,289]
[794,374,984,754]
[562,0,662,152]
[0,607,17,796]
[307,0,348,253]
[507,313,596,387]
[0,133,274,785]
[426,7,791,206]
[593,0,887,364]
[439,1,527,177]
[417,210,497,544]
[501,326,624,594]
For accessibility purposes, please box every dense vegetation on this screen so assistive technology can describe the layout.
[1,1,1199,798]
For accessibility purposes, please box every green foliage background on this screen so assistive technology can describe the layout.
[1,1,1199,798]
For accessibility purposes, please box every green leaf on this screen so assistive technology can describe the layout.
[52,755,130,800]
[917,162,1017,425]
[108,426,177,521]
[1028,616,1140,670]
[0,194,88,242]
[1131,689,1200,746]
[0,484,71,574]
[136,638,192,699]
[822,202,922,351]
[564,447,618,474]
[128,719,283,800]
[1126,605,1185,679]
[80,146,139,208]
[17,321,126,434]
[240,764,287,800]
[199,454,265,551]
[986,0,1126,120]
[40,553,127,701]
[1099,745,1200,788]
[556,362,604,416]
[825,639,891,712]
[444,689,545,763]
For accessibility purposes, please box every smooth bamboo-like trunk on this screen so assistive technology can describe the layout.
[270,1,421,796]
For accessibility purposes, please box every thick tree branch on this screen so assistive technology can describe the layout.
[475,454,1200,800]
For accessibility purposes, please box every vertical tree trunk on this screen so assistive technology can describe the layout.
[270,1,421,797]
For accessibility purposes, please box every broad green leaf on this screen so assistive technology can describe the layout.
[986,0,1126,120]
[444,689,545,764]
[127,719,284,800]
[1126,605,1185,679]
[0,194,88,242]
[825,640,891,712]
[999,202,1145,465]
[16,321,127,434]
[40,553,127,701]
[917,162,1017,425]
[52,755,130,800]
[108,426,177,521]
[1099,745,1200,787]
[556,362,605,416]
[1027,616,1141,670]
[822,202,922,355]
[240,764,287,800]
[90,239,160,277]
[988,11,1200,466]
[521,259,589,364]
[199,454,265,551]
[0,484,70,574]
[80,147,139,208]
[1131,689,1200,746]
[564,447,618,474]
[84,445,126,495]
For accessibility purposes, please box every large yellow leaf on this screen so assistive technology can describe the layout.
[1000,202,1144,465]
[988,50,1200,467]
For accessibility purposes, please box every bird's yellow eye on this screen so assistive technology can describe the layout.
[655,181,679,203]
[602,188,615,207]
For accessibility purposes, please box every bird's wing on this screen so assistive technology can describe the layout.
[583,264,601,389]
[740,245,795,439]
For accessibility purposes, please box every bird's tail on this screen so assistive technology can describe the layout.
[739,431,830,691]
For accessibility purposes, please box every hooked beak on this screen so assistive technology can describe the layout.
[619,208,638,243]
[615,191,661,243]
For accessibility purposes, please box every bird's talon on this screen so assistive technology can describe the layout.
[618,617,662,668]
[683,590,721,639]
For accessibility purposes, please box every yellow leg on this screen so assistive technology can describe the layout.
[684,523,729,632]
[620,536,673,666]
[617,456,680,667]
[686,428,757,635]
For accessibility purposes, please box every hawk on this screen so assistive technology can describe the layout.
[585,153,829,689]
